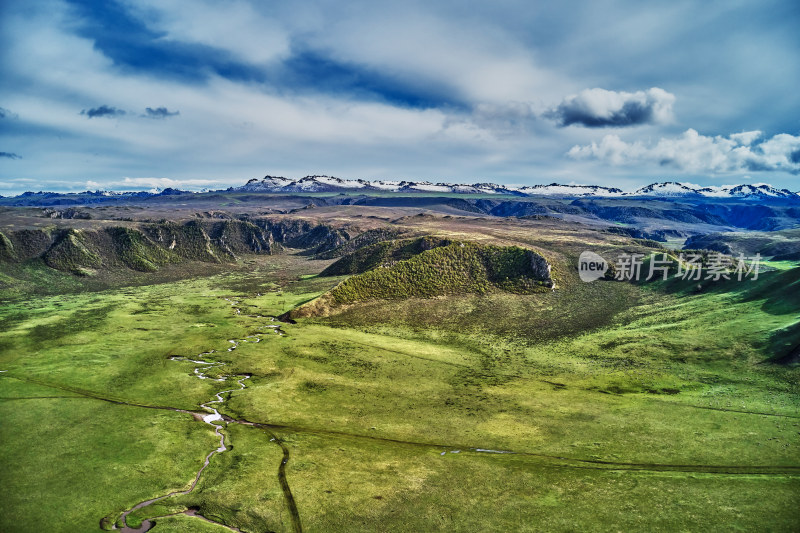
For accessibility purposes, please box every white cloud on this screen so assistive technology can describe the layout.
[286,3,571,105]
[437,102,540,140]
[729,131,762,146]
[121,0,290,64]
[0,2,467,171]
[569,129,800,173]
[85,177,224,192]
[121,177,219,189]
[3,0,799,191]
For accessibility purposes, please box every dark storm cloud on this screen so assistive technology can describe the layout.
[558,100,650,127]
[276,50,463,110]
[548,88,675,128]
[63,0,265,83]
[81,105,126,118]
[143,107,180,119]
[61,1,462,110]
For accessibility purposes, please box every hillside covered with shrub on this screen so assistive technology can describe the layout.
[290,240,553,317]
[320,236,452,276]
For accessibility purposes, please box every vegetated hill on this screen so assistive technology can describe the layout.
[5,225,199,275]
[286,224,350,255]
[651,261,800,364]
[748,268,800,364]
[314,228,405,259]
[320,236,453,275]
[41,229,105,275]
[0,218,348,276]
[106,226,180,272]
[684,229,800,260]
[288,240,553,318]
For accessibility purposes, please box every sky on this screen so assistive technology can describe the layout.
[1,0,799,195]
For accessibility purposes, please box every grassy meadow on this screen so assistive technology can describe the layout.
[1,245,798,531]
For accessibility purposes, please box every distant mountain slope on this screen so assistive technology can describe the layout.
[631,182,798,199]
[684,229,800,260]
[233,176,799,199]
[2,178,797,205]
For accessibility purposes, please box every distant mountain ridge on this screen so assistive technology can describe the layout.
[233,176,799,199]
[2,178,797,205]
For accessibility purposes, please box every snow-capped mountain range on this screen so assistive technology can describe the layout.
[233,176,799,199]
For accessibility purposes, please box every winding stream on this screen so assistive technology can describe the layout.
[111,297,299,533]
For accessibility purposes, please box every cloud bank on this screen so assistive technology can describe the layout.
[549,88,675,128]
[1,0,799,192]
[568,129,800,174]
[86,176,222,191]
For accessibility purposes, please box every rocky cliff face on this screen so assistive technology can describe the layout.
[528,250,552,285]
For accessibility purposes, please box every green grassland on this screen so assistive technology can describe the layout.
[0,379,220,532]
[1,243,799,531]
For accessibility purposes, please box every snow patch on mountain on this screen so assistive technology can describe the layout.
[232,176,799,199]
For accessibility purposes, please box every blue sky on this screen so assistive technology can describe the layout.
[1,0,799,194]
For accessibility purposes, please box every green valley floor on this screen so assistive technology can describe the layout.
[1,256,798,532]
